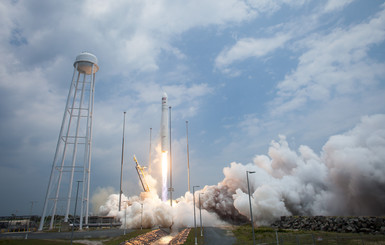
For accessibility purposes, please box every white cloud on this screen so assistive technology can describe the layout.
[0,0,259,75]
[246,0,309,15]
[215,34,290,72]
[272,5,385,115]
[78,0,260,73]
[130,81,213,119]
[238,114,261,136]
[2,0,312,76]
[323,0,355,13]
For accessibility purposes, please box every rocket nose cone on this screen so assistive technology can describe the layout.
[162,92,168,98]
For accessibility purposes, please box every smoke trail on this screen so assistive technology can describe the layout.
[93,114,385,228]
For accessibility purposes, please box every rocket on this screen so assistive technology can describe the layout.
[160,92,169,153]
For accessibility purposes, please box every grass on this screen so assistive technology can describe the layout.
[0,229,151,245]
[183,228,204,245]
[0,240,83,245]
[233,225,279,244]
[233,224,385,245]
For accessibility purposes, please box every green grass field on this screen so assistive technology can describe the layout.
[183,228,204,245]
[0,229,151,245]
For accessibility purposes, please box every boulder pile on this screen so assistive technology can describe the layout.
[271,216,385,234]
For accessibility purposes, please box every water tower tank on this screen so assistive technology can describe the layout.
[74,52,99,74]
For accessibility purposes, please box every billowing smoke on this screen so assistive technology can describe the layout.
[97,189,225,229]
[93,114,385,228]
[90,186,116,214]
[96,169,225,229]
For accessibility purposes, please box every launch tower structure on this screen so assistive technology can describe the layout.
[39,52,99,231]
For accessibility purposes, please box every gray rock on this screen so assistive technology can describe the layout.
[270,216,385,234]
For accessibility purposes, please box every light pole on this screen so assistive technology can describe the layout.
[71,180,82,245]
[193,186,200,245]
[199,193,203,237]
[246,171,256,245]
[119,111,126,212]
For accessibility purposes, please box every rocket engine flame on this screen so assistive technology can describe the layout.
[162,151,168,202]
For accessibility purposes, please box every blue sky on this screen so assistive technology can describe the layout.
[0,0,384,216]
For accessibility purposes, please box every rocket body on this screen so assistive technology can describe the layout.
[160,92,169,152]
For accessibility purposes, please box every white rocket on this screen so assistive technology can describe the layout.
[160,92,169,153]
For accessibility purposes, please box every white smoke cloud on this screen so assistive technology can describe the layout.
[90,186,116,215]
[94,114,385,228]
[97,191,224,230]
[323,114,385,215]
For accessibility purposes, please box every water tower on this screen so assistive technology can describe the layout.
[39,52,99,231]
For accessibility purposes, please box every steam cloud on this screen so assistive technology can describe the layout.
[94,114,385,228]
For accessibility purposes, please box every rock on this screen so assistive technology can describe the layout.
[270,216,385,234]
[359,228,371,233]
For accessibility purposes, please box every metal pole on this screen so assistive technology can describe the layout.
[148,128,152,172]
[169,106,173,206]
[186,121,190,193]
[199,193,203,237]
[71,181,82,245]
[247,171,256,245]
[119,112,126,212]
[193,186,200,245]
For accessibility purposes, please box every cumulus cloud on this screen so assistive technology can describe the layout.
[0,0,260,75]
[272,5,385,114]
[77,0,262,73]
[215,34,290,73]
